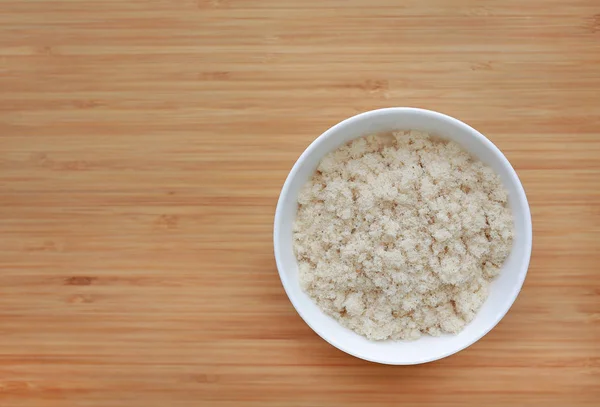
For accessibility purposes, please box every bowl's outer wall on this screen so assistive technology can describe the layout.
[274,108,532,365]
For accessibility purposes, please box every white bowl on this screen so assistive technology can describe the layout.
[273,108,532,365]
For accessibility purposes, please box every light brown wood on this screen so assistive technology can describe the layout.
[1,0,599,405]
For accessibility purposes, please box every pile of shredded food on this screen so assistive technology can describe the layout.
[293,131,513,340]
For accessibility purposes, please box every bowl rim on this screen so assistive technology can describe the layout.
[273,107,533,365]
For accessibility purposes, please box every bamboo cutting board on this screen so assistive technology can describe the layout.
[1,0,599,406]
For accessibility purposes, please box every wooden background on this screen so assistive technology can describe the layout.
[1,0,599,406]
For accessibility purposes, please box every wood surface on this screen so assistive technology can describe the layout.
[1,0,599,406]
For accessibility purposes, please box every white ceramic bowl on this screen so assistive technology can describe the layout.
[273,108,532,365]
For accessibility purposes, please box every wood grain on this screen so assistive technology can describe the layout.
[1,0,599,406]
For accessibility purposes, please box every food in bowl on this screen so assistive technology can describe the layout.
[293,130,513,340]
